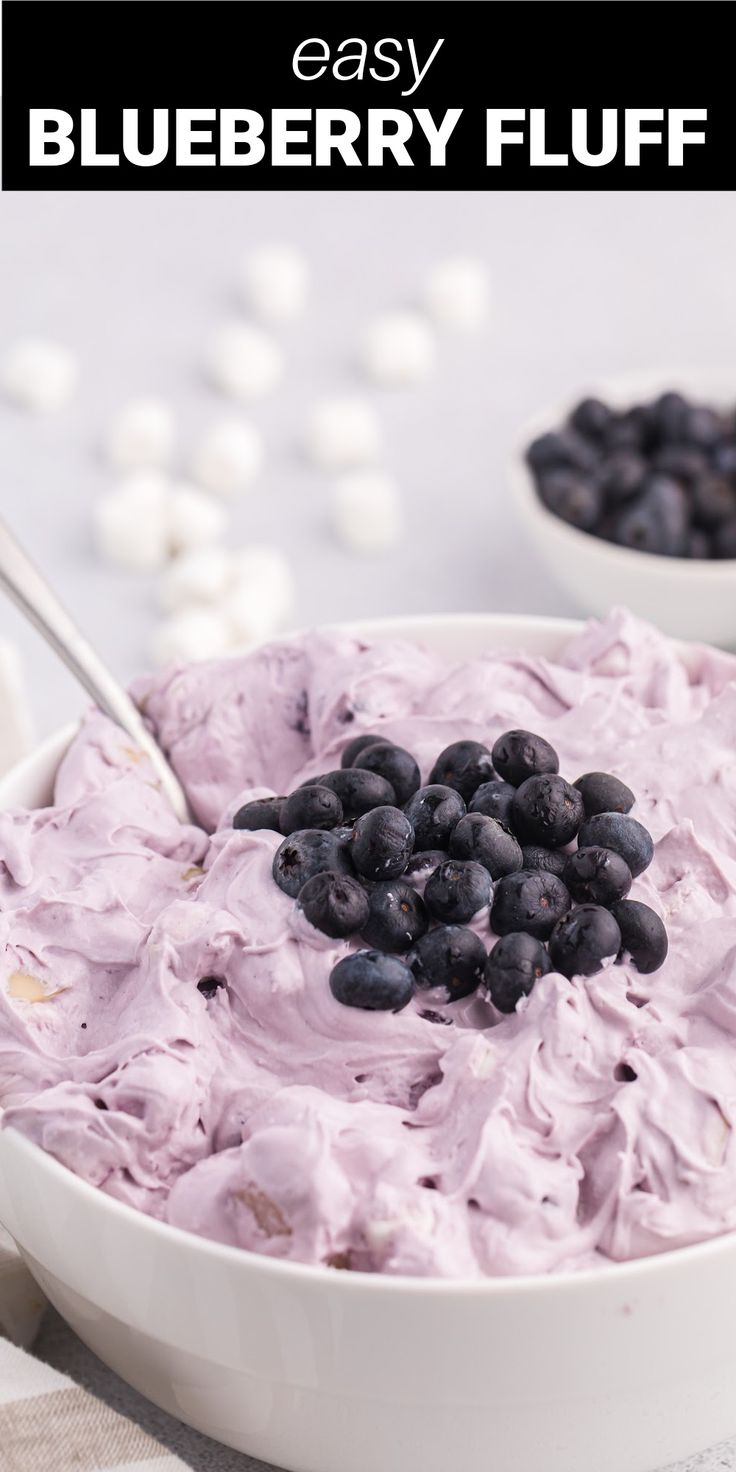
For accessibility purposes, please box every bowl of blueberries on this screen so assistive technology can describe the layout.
[512,375,736,645]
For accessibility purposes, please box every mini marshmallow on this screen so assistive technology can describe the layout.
[158,546,234,612]
[225,545,296,646]
[239,245,309,324]
[191,418,264,498]
[304,396,381,470]
[106,397,175,471]
[360,311,435,388]
[423,257,490,331]
[331,470,403,553]
[206,322,283,402]
[1,336,78,412]
[167,482,227,556]
[150,608,234,669]
[93,472,170,571]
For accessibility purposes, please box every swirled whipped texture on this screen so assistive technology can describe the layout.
[3,608,736,1277]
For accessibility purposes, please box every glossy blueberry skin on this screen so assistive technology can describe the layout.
[353,742,421,806]
[468,780,516,826]
[428,740,494,801]
[564,847,632,907]
[511,775,585,848]
[612,476,688,557]
[521,845,568,878]
[340,733,388,768]
[329,950,415,1012]
[577,811,654,878]
[424,859,491,924]
[569,397,613,442]
[404,785,466,852]
[319,768,396,819]
[611,899,669,974]
[538,470,603,530]
[273,829,352,899]
[361,880,428,954]
[598,450,646,503]
[692,476,736,531]
[350,806,414,881]
[549,904,622,978]
[297,871,370,939]
[411,926,487,1002]
[491,729,559,788]
[233,796,284,833]
[574,771,634,818]
[449,812,522,879]
[484,932,552,1014]
[279,785,343,836]
[491,869,571,942]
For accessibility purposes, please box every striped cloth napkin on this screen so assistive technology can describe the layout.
[0,1337,191,1472]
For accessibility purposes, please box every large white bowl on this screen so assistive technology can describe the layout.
[1,613,735,1472]
[510,373,736,646]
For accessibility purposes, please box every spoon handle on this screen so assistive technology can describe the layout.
[0,519,190,822]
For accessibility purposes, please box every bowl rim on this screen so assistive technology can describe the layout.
[510,369,736,572]
[2,607,735,1298]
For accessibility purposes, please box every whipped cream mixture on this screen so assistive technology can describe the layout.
[2,610,736,1277]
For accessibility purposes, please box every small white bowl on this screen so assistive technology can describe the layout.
[1,613,736,1472]
[510,372,736,646]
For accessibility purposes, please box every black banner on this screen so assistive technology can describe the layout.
[1,0,731,191]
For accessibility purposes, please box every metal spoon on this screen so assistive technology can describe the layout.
[0,518,190,822]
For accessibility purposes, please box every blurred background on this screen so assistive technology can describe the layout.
[1,188,735,744]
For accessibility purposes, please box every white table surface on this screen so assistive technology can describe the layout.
[2,188,736,1471]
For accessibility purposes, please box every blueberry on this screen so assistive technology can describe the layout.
[685,404,724,450]
[612,476,688,557]
[569,397,612,441]
[564,847,632,907]
[652,391,689,444]
[280,785,343,836]
[605,408,652,453]
[297,871,369,939]
[611,899,669,974]
[429,740,494,801]
[577,811,654,878]
[652,445,707,485]
[468,780,516,825]
[574,772,635,818]
[233,796,284,832]
[273,830,351,898]
[197,974,225,999]
[404,785,466,851]
[340,732,389,768]
[484,933,552,1013]
[491,869,571,940]
[538,470,603,530]
[424,860,491,924]
[491,729,559,788]
[329,950,415,1012]
[526,431,595,475]
[361,880,428,953]
[318,768,396,819]
[714,518,736,558]
[549,904,622,978]
[350,806,414,881]
[449,812,522,878]
[405,849,449,880]
[598,450,646,503]
[687,528,712,559]
[712,441,736,479]
[511,775,585,847]
[353,742,420,806]
[521,845,568,877]
[692,476,736,530]
[411,925,486,1002]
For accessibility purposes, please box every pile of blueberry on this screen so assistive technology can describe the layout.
[527,390,736,559]
[230,729,669,1017]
